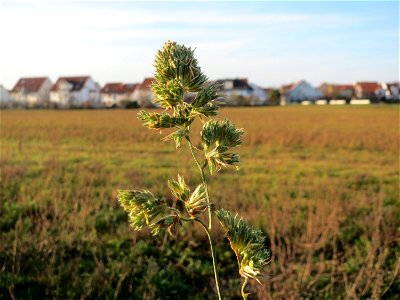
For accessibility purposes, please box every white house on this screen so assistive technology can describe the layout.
[10,77,53,106]
[354,82,382,100]
[50,76,101,107]
[280,80,322,105]
[131,77,155,107]
[0,85,11,107]
[381,82,399,102]
[101,82,139,107]
[215,78,268,105]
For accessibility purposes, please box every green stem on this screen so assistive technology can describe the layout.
[193,218,222,300]
[187,137,221,299]
[187,139,212,229]
[241,277,249,300]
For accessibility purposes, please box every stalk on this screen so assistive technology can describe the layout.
[187,138,212,229]
[241,277,249,300]
[187,137,221,299]
[192,218,222,300]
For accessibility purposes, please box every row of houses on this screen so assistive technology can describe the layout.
[0,76,155,108]
[1,76,399,108]
[277,80,399,105]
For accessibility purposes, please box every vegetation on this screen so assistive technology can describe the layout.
[1,105,399,299]
[118,41,271,299]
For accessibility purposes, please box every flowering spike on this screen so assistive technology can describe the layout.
[117,190,167,231]
[216,209,271,284]
[201,119,244,174]
[168,174,190,202]
[186,183,209,216]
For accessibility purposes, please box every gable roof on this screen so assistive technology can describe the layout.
[280,80,320,96]
[355,82,381,93]
[385,82,399,89]
[51,76,90,92]
[124,83,139,93]
[138,77,155,90]
[11,77,48,93]
[101,82,140,94]
[101,83,125,94]
[280,80,304,94]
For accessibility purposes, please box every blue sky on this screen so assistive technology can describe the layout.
[0,1,398,89]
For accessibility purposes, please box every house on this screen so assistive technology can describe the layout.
[132,77,155,107]
[264,88,280,105]
[354,82,382,101]
[280,80,322,105]
[50,76,101,107]
[10,77,52,106]
[100,82,139,107]
[0,85,11,107]
[381,82,400,102]
[215,78,268,106]
[319,83,354,100]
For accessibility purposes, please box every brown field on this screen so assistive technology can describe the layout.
[1,106,399,299]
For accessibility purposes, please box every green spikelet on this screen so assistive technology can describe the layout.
[216,209,271,284]
[201,119,244,174]
[117,190,167,231]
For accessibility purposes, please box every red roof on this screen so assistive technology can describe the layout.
[11,77,48,93]
[355,82,381,93]
[138,77,155,90]
[337,84,354,91]
[280,80,304,94]
[101,83,139,94]
[123,83,139,93]
[51,76,90,92]
[101,83,125,94]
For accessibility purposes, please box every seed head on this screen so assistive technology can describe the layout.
[216,209,271,284]
[117,190,167,231]
[201,119,244,174]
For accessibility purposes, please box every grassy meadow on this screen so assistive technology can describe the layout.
[1,106,399,299]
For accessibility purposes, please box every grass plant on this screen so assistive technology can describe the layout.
[118,41,271,299]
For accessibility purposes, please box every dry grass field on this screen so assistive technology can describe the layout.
[1,106,399,299]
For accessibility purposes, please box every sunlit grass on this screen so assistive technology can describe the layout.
[1,106,399,299]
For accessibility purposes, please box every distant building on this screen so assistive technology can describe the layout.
[264,88,280,105]
[10,77,52,106]
[280,80,322,105]
[354,82,382,100]
[215,78,268,105]
[319,83,354,100]
[381,82,400,102]
[50,76,101,107]
[0,85,11,106]
[100,82,139,107]
[132,77,155,107]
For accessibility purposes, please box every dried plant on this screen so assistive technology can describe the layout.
[118,40,271,299]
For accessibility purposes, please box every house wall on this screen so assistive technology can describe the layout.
[50,78,101,107]
[0,85,11,104]
[77,78,101,105]
[223,85,268,106]
[10,91,27,103]
[100,93,127,107]
[286,82,321,103]
[132,89,153,107]
[50,80,72,106]
[37,79,52,102]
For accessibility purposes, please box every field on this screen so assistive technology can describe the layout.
[1,106,399,299]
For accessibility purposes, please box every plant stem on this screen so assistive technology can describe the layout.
[241,277,248,300]
[193,218,222,300]
[187,139,212,229]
